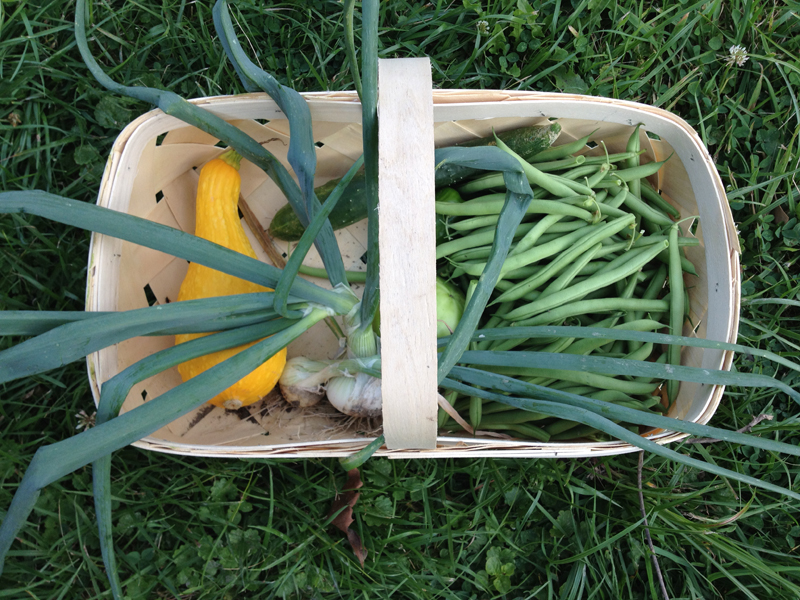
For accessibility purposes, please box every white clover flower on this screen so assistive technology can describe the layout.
[476,20,490,35]
[75,409,96,430]
[726,45,749,67]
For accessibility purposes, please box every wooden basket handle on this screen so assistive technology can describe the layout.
[378,58,438,450]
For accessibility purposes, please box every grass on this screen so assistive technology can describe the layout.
[1,0,800,598]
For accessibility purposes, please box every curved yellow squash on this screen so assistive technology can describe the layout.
[175,149,286,410]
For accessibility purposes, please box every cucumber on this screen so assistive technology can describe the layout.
[435,122,562,187]
[269,171,368,242]
[268,123,561,241]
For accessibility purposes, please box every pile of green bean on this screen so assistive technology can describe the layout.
[436,125,697,442]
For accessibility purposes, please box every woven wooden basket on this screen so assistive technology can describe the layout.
[85,63,740,459]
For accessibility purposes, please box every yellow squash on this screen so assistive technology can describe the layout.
[175,149,286,410]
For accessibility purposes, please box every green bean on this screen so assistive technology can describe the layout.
[638,263,667,308]
[560,164,603,181]
[556,386,601,396]
[466,332,483,428]
[610,157,669,182]
[580,150,647,166]
[469,394,482,429]
[549,173,596,196]
[591,179,623,189]
[494,136,590,199]
[456,172,505,195]
[630,352,668,383]
[448,214,586,234]
[456,225,591,277]
[626,397,667,412]
[450,246,492,262]
[656,249,698,276]
[487,366,661,394]
[450,215,502,231]
[478,410,551,426]
[509,214,565,257]
[436,196,594,221]
[606,185,674,227]
[632,234,700,249]
[438,389,459,428]
[591,241,638,260]
[531,154,587,172]
[513,297,670,327]
[547,220,596,234]
[599,272,641,352]
[542,336,577,354]
[530,130,596,162]
[625,124,643,199]
[504,241,668,321]
[554,316,621,356]
[539,244,602,299]
[608,340,627,356]
[605,185,629,209]
[641,180,681,218]
[587,390,641,403]
[444,416,551,441]
[499,266,541,281]
[453,397,471,413]
[437,221,541,259]
[585,162,611,188]
[479,401,521,415]
[623,341,654,362]
[667,224,684,404]
[595,202,629,220]
[495,215,635,304]
[550,425,603,441]
[490,327,574,353]
[477,302,515,350]
[626,264,666,351]
[452,227,595,263]
[499,423,551,442]
[559,195,597,208]
[545,419,581,436]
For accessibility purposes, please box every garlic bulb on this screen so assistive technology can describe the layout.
[279,357,334,408]
[326,372,382,418]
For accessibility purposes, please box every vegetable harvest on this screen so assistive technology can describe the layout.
[0,1,799,599]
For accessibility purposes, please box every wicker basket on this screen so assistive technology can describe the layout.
[86,77,740,458]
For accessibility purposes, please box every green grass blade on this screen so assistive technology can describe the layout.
[92,319,295,599]
[0,191,353,313]
[212,0,348,289]
[440,377,800,502]
[0,308,329,578]
[274,156,364,318]
[448,366,800,458]
[456,350,800,404]
[435,146,535,383]
[0,292,276,384]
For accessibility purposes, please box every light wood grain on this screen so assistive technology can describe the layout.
[377,58,439,449]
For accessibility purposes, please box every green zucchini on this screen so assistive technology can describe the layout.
[268,123,561,241]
